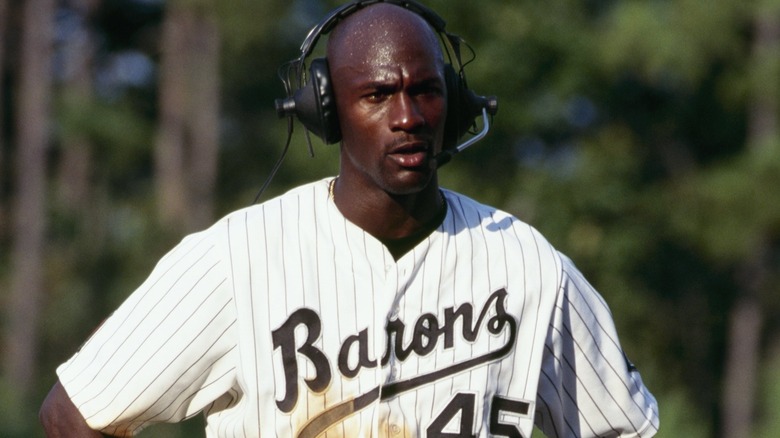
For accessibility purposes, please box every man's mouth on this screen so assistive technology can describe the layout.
[388,141,431,168]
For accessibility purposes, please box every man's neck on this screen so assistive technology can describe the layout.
[378,199,448,260]
[330,177,445,242]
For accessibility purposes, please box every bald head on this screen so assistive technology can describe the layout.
[321,2,450,199]
[326,3,444,72]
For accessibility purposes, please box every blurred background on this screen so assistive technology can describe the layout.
[1,0,779,436]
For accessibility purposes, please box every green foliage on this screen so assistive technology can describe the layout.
[0,379,33,437]
[7,0,780,436]
[57,90,154,176]
[668,141,780,262]
[598,0,747,86]
[654,388,712,438]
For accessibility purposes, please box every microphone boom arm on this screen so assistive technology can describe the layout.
[435,107,492,168]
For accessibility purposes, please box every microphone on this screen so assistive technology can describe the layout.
[433,94,498,168]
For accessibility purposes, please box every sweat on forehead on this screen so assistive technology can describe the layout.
[326,3,443,66]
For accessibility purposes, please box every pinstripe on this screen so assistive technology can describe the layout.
[67,241,216,400]
[106,279,230,424]
[540,341,599,437]
[158,347,237,422]
[561,272,653,424]
[554,306,621,434]
[59,232,212,387]
[250,209,262,438]
[336,197,355,437]
[536,387,566,437]
[223,218,238,438]
[279,193,296,437]
[81,256,220,415]
[280,195,289,312]
[556,287,648,433]
[56,179,657,437]
[427,204,448,424]
[547,320,611,436]
[522,228,547,396]
[321,189,337,413]
[135,322,236,424]
[445,193,459,409]
[504,220,528,393]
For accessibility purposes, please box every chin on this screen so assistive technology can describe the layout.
[385,169,436,195]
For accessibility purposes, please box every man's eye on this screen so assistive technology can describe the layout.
[365,90,391,102]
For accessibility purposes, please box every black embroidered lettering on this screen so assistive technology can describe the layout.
[444,303,474,348]
[487,289,512,335]
[384,318,413,362]
[411,313,441,356]
[272,289,516,419]
[271,308,332,413]
[338,328,378,378]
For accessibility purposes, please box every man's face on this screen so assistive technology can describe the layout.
[329,15,447,196]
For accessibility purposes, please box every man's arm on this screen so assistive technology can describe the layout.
[40,379,106,438]
[534,255,659,437]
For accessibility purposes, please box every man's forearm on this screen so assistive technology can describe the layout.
[40,380,106,438]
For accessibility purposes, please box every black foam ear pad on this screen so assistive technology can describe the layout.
[443,64,482,149]
[291,58,341,144]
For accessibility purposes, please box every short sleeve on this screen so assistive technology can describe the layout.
[56,226,238,437]
[534,255,659,437]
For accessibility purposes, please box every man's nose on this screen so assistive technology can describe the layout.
[390,92,425,131]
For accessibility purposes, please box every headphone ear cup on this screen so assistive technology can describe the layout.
[292,57,341,144]
[443,64,479,149]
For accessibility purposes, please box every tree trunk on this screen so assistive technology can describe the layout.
[186,10,219,230]
[57,0,98,212]
[720,11,780,438]
[155,2,220,232]
[0,0,8,234]
[3,0,55,402]
[154,2,189,230]
[722,291,763,438]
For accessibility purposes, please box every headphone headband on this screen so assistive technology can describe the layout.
[298,0,448,61]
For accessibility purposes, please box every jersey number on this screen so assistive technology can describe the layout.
[426,393,530,438]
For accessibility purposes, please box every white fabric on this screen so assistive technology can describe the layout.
[58,178,658,437]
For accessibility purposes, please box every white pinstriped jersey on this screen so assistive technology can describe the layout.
[57,177,659,437]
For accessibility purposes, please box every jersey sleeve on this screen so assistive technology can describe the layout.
[56,224,239,437]
[534,254,659,438]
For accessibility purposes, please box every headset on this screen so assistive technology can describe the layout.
[275,0,497,154]
[256,0,497,202]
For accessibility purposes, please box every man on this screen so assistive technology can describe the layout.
[40,2,659,437]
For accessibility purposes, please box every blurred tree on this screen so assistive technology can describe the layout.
[705,7,779,438]
[0,0,7,234]
[57,0,99,215]
[3,0,55,416]
[154,0,220,232]
[3,0,779,436]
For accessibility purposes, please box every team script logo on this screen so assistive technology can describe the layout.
[271,288,517,414]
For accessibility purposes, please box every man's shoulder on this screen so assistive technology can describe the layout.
[183,179,333,245]
[442,189,560,255]
[442,189,528,230]
[219,178,332,221]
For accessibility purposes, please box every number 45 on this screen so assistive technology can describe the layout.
[426,393,531,438]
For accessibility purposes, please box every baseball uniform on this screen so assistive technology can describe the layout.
[56,177,659,437]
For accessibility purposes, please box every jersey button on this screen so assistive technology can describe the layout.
[389,364,400,380]
[391,424,402,435]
